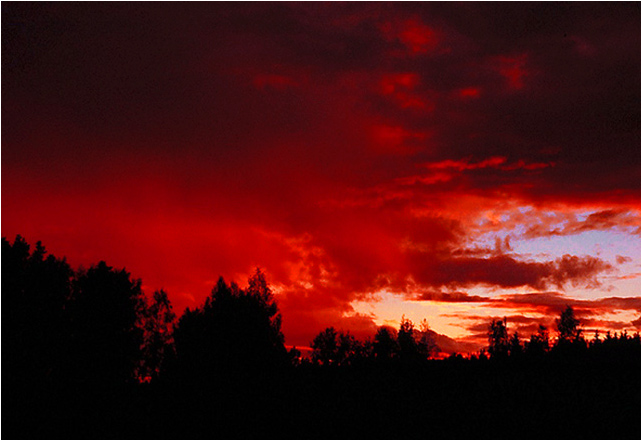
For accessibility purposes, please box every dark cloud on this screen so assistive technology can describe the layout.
[497,292,641,316]
[581,318,641,333]
[427,291,641,318]
[413,291,488,303]
[523,209,641,239]
[410,254,612,291]
[456,314,552,336]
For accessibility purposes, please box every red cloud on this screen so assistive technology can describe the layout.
[425,156,507,171]
[459,87,481,98]
[379,73,429,110]
[397,18,439,54]
[370,124,429,154]
[380,73,420,94]
[423,156,553,172]
[3,3,639,350]
[380,17,440,55]
[495,54,529,89]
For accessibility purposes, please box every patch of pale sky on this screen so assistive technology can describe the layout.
[351,289,639,342]
[351,219,641,340]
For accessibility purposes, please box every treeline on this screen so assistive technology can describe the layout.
[3,236,641,439]
[3,236,175,387]
[3,235,297,387]
[305,307,641,367]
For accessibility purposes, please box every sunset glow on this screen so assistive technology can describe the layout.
[3,3,640,352]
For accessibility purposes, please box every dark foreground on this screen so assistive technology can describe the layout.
[2,236,640,439]
[5,352,640,440]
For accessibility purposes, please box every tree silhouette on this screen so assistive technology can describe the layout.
[488,318,509,359]
[337,331,360,365]
[526,325,550,356]
[397,316,429,361]
[2,236,74,384]
[2,234,641,439]
[417,319,440,358]
[373,326,399,361]
[590,329,601,348]
[246,268,286,353]
[398,316,416,356]
[556,305,583,345]
[173,270,287,381]
[68,261,146,384]
[311,327,338,366]
[140,289,176,381]
[2,235,178,386]
[509,332,523,358]
[288,346,302,366]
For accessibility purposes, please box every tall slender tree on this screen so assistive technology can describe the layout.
[556,305,583,345]
[488,318,509,359]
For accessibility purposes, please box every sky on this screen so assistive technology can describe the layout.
[2,3,640,352]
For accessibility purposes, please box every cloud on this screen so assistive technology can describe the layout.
[449,308,641,346]
[494,54,529,90]
[422,290,641,318]
[380,72,420,94]
[378,72,428,110]
[413,254,612,291]
[459,87,481,99]
[370,124,430,154]
[522,209,641,239]
[2,3,639,348]
[496,292,641,316]
[413,291,489,303]
[380,17,440,55]
[581,318,641,332]
[448,313,555,345]
[615,255,633,265]
[425,156,508,171]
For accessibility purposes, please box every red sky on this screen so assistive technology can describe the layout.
[2,3,640,351]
